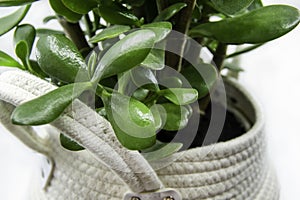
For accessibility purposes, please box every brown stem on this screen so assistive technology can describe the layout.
[213,43,227,71]
[58,18,90,52]
[165,0,196,71]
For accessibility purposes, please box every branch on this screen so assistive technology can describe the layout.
[58,18,90,53]
[213,43,227,71]
[165,0,196,71]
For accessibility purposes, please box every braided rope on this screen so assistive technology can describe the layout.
[0,70,162,193]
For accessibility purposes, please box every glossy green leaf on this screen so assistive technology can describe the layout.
[49,0,82,23]
[97,1,141,26]
[159,103,190,131]
[181,63,218,99]
[141,141,182,161]
[189,5,300,44]
[14,24,35,70]
[0,5,30,36]
[89,25,130,43]
[87,51,97,79]
[36,35,88,83]
[141,48,165,70]
[248,0,263,11]
[43,15,57,24]
[103,93,156,150]
[60,133,84,151]
[153,3,187,22]
[150,104,163,131]
[117,71,131,94]
[36,29,64,36]
[14,24,36,53]
[12,82,93,125]
[158,88,198,105]
[141,22,172,42]
[29,60,48,77]
[15,41,29,67]
[132,88,149,101]
[0,50,22,68]
[130,67,159,91]
[92,30,156,81]
[0,0,36,6]
[62,0,98,14]
[160,77,182,88]
[211,0,254,15]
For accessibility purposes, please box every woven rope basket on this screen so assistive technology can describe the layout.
[0,70,279,200]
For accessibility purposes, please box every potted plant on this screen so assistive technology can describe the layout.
[0,0,299,199]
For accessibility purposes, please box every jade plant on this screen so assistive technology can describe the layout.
[0,0,299,160]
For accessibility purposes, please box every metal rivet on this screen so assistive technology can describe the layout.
[163,196,175,200]
[131,197,141,200]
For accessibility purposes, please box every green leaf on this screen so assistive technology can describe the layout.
[43,15,57,24]
[117,71,131,94]
[153,3,187,22]
[0,0,36,6]
[141,141,182,161]
[60,133,84,151]
[211,0,254,15]
[141,22,172,42]
[248,0,263,11]
[0,5,30,36]
[36,28,64,36]
[141,48,165,70]
[49,0,82,23]
[181,63,218,99]
[14,24,36,53]
[97,1,141,26]
[0,50,22,68]
[12,82,93,125]
[103,93,156,150]
[87,51,97,79]
[89,25,130,43]
[150,104,162,131]
[189,5,300,44]
[132,88,149,101]
[130,67,159,91]
[15,41,29,67]
[159,103,190,131]
[160,77,182,88]
[36,35,88,83]
[158,88,198,105]
[62,0,98,14]
[92,29,156,81]
[14,24,36,70]
[223,63,244,72]
[29,60,48,78]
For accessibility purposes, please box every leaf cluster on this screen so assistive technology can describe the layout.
[0,0,299,160]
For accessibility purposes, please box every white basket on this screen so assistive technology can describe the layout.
[0,70,279,200]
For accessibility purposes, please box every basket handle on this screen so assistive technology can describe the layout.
[0,70,163,194]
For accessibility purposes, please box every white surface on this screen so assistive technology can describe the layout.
[0,1,300,199]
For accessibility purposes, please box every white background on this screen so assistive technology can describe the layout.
[0,1,300,199]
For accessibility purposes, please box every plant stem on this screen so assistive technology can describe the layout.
[165,0,196,71]
[83,14,95,39]
[213,43,227,71]
[156,0,169,13]
[58,18,90,52]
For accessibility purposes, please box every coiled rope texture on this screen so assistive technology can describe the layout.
[0,70,279,200]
